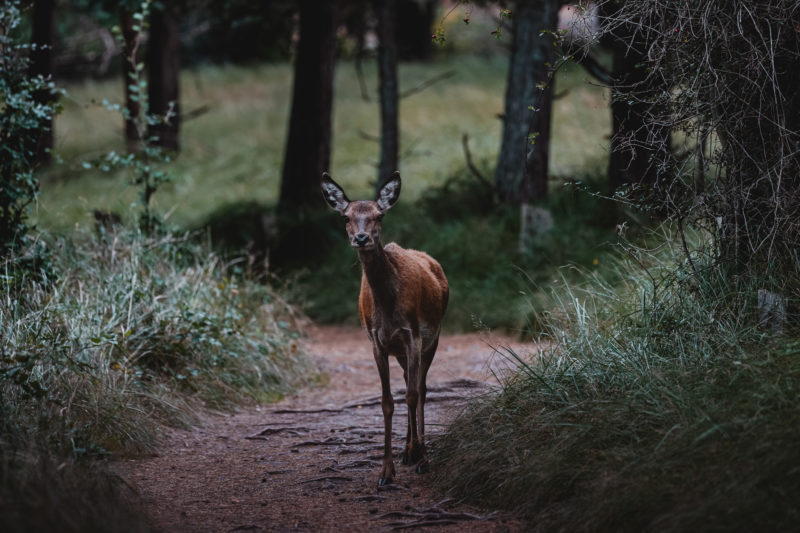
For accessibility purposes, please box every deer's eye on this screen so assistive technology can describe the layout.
[377,214,384,222]
[343,216,350,223]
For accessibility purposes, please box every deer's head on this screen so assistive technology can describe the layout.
[321,172,401,250]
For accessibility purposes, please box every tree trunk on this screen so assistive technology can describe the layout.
[607,43,671,190]
[147,4,180,152]
[29,0,56,166]
[374,0,399,193]
[120,9,141,152]
[495,0,559,205]
[396,0,434,61]
[601,4,672,191]
[279,0,338,210]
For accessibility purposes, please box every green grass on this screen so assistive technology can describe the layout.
[433,234,800,530]
[2,228,307,454]
[0,227,309,531]
[36,56,609,231]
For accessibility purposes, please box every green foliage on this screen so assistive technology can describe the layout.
[82,143,173,235]
[85,0,174,235]
[434,236,800,530]
[0,1,58,256]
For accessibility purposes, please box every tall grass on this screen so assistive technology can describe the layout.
[0,226,308,531]
[434,231,800,531]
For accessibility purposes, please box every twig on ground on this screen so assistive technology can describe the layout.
[399,70,457,99]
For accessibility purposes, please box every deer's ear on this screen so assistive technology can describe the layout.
[376,171,401,212]
[321,172,350,214]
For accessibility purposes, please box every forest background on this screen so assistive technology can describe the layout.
[2,0,799,531]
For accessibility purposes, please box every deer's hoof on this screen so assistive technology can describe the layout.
[414,459,429,475]
[377,461,395,488]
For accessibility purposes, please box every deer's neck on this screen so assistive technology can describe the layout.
[359,244,397,309]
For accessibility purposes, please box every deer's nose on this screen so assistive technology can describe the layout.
[354,233,370,246]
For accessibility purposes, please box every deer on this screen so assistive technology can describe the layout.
[321,171,449,488]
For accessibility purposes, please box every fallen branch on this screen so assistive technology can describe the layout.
[461,133,494,190]
[296,437,375,447]
[298,475,353,484]
[181,104,211,123]
[245,426,310,439]
[272,407,343,414]
[399,70,456,99]
[358,130,380,143]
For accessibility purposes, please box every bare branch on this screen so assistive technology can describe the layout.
[399,70,456,99]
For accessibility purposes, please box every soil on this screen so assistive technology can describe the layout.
[114,325,534,532]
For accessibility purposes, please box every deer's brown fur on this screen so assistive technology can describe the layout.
[321,171,449,487]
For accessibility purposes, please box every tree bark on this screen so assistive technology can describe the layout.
[29,0,57,166]
[374,0,399,193]
[147,4,180,152]
[279,0,338,210]
[495,0,559,205]
[120,9,141,151]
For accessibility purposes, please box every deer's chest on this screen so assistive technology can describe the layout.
[367,313,409,355]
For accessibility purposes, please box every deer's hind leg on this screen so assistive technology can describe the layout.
[396,356,414,466]
[373,343,395,487]
[400,329,429,471]
[413,333,439,474]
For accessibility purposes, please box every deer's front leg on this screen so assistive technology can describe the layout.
[373,344,395,487]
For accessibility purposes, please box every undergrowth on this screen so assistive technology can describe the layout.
[434,234,800,531]
[0,226,308,532]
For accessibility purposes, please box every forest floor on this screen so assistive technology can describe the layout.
[114,325,534,532]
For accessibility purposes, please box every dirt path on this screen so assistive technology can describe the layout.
[115,326,533,532]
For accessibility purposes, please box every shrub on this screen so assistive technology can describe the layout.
[0,1,58,257]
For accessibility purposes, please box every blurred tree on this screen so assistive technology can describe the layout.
[60,0,141,147]
[29,0,57,165]
[374,0,399,192]
[187,0,295,64]
[147,1,180,152]
[279,0,338,210]
[396,0,435,61]
[495,0,559,206]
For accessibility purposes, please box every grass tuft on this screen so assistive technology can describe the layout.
[1,225,309,530]
[433,232,800,531]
